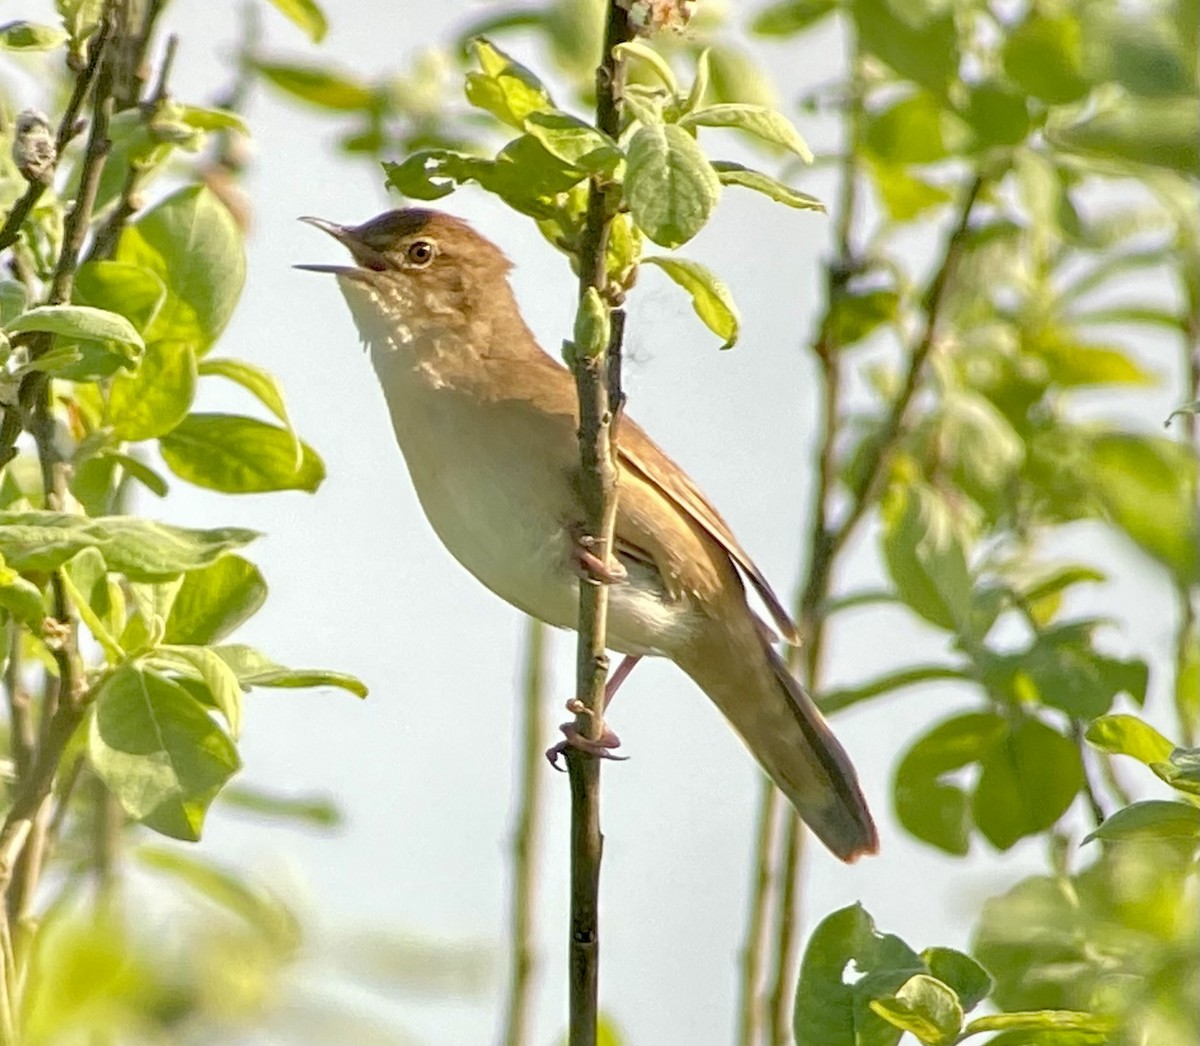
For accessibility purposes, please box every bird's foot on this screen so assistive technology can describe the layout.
[545,699,628,769]
[570,530,627,585]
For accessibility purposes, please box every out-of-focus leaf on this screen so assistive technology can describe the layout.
[160,414,324,494]
[965,1012,1115,1037]
[852,0,958,94]
[752,0,838,36]
[88,664,240,841]
[894,712,1006,855]
[960,82,1030,147]
[218,784,341,828]
[827,287,899,346]
[868,160,951,222]
[973,717,1084,851]
[0,554,46,629]
[1084,800,1199,843]
[864,92,955,165]
[881,481,973,633]
[1002,13,1089,104]
[625,123,720,248]
[1050,94,1200,173]
[641,256,739,348]
[255,61,373,109]
[819,664,972,714]
[0,20,68,49]
[106,341,196,441]
[263,0,327,42]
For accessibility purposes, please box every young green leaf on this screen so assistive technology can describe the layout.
[74,261,167,335]
[0,554,46,629]
[752,0,838,37]
[156,644,246,739]
[198,357,301,462]
[106,341,197,441]
[869,974,963,1045]
[680,103,814,163]
[87,664,241,841]
[160,414,325,494]
[255,61,374,109]
[115,186,246,351]
[101,450,170,498]
[1085,714,1175,766]
[919,948,992,1013]
[641,256,739,348]
[4,304,144,349]
[60,548,123,663]
[212,643,368,698]
[164,554,267,646]
[0,511,257,579]
[465,38,555,129]
[263,0,327,42]
[964,1011,1115,1037]
[711,161,824,211]
[625,124,721,248]
[614,40,679,93]
[1152,748,1200,796]
[522,111,622,175]
[0,20,69,50]
[1002,13,1090,105]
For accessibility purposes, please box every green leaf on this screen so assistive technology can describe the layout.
[198,357,300,458]
[263,0,327,42]
[894,712,1007,855]
[752,0,838,36]
[173,105,251,136]
[869,974,962,1045]
[793,903,924,1046]
[0,282,27,325]
[60,548,122,663]
[1049,94,1200,173]
[1153,748,1200,796]
[642,256,739,348]
[74,261,166,335]
[101,450,170,498]
[137,846,299,947]
[465,38,554,129]
[106,340,196,441]
[217,784,340,828]
[680,104,813,163]
[960,82,1030,148]
[919,948,992,1013]
[115,186,245,350]
[827,287,899,345]
[881,482,972,633]
[867,160,951,223]
[522,111,621,175]
[965,1012,1115,1037]
[973,718,1084,851]
[625,124,720,248]
[255,61,373,109]
[0,556,46,628]
[864,92,952,165]
[852,1,958,94]
[819,664,972,714]
[4,304,144,349]
[1085,799,1200,842]
[614,41,678,93]
[1089,434,1199,583]
[0,20,68,50]
[88,664,240,841]
[0,512,257,579]
[164,554,267,646]
[160,414,324,494]
[156,644,245,738]
[1085,713,1175,766]
[212,643,368,699]
[1002,13,1089,105]
[711,161,824,210]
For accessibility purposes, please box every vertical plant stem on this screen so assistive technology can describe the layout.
[767,815,804,1046]
[736,781,779,1046]
[501,619,548,1046]
[565,6,632,1043]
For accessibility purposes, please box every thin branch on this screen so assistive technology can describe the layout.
[767,815,804,1046]
[564,6,633,1044]
[736,782,779,1046]
[500,619,547,1046]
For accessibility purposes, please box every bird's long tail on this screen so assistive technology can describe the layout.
[678,614,878,862]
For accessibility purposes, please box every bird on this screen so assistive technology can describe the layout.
[298,207,878,862]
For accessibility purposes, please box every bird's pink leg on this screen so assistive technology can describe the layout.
[546,654,642,768]
[569,526,628,585]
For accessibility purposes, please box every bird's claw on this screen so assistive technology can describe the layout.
[545,713,627,770]
[570,531,627,585]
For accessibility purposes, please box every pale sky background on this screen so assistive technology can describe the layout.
[7,2,1188,1044]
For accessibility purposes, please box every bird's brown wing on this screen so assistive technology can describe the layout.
[617,418,801,645]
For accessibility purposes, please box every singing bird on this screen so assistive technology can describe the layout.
[299,208,878,862]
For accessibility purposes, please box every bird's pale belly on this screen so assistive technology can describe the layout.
[393,400,696,657]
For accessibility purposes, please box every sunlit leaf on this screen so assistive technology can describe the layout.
[164,553,267,646]
[465,37,554,129]
[1086,714,1175,766]
[642,256,739,348]
[0,20,68,49]
[626,123,720,248]
[4,305,144,348]
[212,643,367,698]
[869,974,962,1045]
[106,341,196,441]
[680,103,813,162]
[160,414,324,494]
[263,0,327,42]
[711,161,824,210]
[255,61,373,109]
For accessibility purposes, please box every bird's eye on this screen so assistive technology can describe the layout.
[406,240,436,266]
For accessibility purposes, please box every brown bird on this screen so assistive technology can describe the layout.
[299,208,878,862]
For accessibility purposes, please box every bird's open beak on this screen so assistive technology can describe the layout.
[295,216,387,281]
